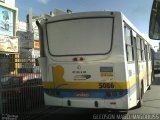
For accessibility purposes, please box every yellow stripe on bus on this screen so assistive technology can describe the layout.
[42,65,151,90]
[42,77,136,90]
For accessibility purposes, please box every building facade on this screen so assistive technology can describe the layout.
[17,20,40,59]
[0,0,18,75]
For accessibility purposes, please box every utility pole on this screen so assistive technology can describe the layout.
[26,8,33,32]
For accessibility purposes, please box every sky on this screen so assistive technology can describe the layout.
[15,0,160,50]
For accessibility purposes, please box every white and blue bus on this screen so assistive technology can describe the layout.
[36,11,153,110]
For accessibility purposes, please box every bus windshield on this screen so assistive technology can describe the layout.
[46,18,113,56]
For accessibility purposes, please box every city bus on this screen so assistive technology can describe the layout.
[36,11,153,110]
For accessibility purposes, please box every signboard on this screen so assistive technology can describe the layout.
[34,40,39,49]
[0,6,13,36]
[16,31,34,49]
[0,35,18,52]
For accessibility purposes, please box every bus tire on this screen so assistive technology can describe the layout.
[137,98,143,108]
[148,75,154,90]
[137,82,144,108]
[137,93,143,108]
[148,85,151,90]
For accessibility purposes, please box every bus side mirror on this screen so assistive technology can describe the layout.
[149,0,160,40]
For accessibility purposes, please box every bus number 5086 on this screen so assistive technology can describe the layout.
[99,83,114,89]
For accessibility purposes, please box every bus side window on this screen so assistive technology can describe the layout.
[144,43,148,60]
[137,37,141,61]
[140,39,145,61]
[148,45,151,60]
[124,26,134,62]
[146,44,150,61]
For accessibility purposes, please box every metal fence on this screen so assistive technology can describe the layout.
[0,54,44,118]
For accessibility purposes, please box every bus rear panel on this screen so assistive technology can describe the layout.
[38,11,152,109]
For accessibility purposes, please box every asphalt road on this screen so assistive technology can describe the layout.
[28,74,160,120]
[128,74,160,114]
[124,73,160,120]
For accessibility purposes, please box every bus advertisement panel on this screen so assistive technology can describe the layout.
[0,6,13,36]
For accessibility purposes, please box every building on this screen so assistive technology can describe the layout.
[1,0,15,7]
[16,9,68,60]
[0,0,18,75]
[15,13,41,74]
[16,19,40,59]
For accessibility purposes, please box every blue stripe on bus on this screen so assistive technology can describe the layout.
[44,89,127,99]
[44,84,136,99]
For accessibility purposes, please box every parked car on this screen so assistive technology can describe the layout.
[0,72,41,86]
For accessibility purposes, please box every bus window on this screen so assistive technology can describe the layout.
[124,26,134,62]
[137,37,142,61]
[140,39,145,61]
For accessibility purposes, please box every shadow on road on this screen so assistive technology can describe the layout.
[28,107,128,120]
[78,108,128,119]
[49,109,127,120]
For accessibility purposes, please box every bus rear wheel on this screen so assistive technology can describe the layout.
[137,97,143,108]
[137,83,144,108]
[148,85,151,90]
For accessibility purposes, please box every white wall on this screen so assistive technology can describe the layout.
[17,21,27,32]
